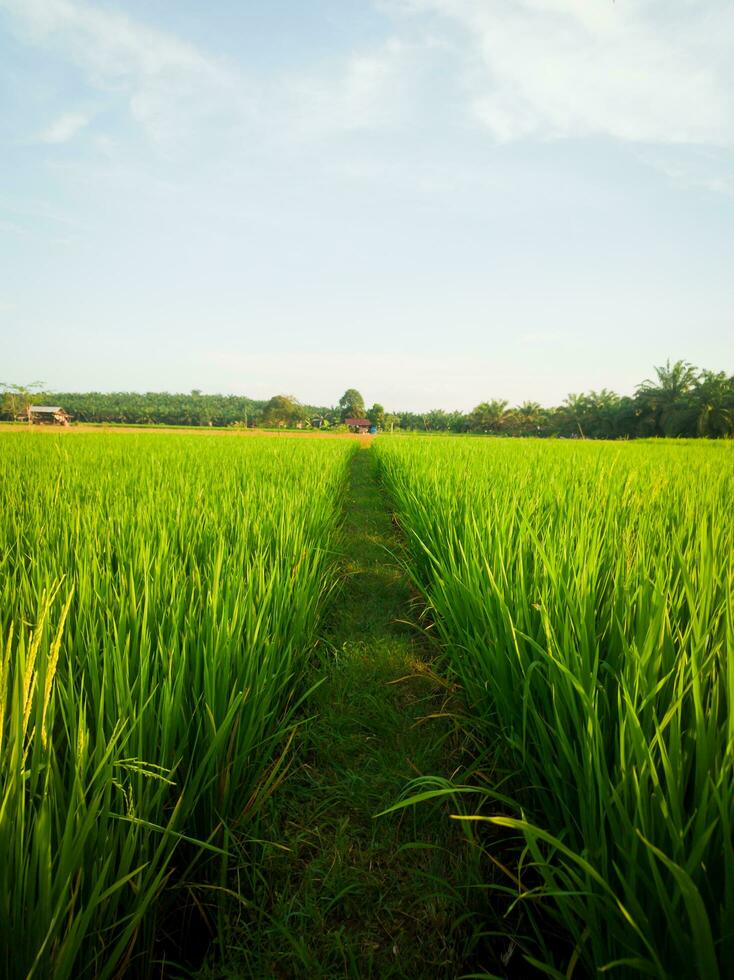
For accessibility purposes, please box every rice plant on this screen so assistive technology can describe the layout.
[0,431,354,978]
[376,437,734,978]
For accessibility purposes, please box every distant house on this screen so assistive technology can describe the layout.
[345,417,371,433]
[26,406,71,426]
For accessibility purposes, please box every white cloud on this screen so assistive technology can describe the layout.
[388,0,734,145]
[38,110,90,143]
[4,0,733,196]
[284,37,429,137]
[2,0,419,150]
[0,0,246,145]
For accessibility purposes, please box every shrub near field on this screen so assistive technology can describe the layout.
[0,432,354,979]
[376,437,734,979]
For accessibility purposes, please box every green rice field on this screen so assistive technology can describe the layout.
[0,431,354,978]
[1,429,732,978]
[376,437,734,978]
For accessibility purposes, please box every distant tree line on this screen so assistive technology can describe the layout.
[1,361,732,437]
[18,390,270,427]
[0,389,323,428]
[394,361,734,438]
[0,385,383,431]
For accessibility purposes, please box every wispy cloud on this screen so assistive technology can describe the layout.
[640,150,734,198]
[1,0,446,149]
[38,110,90,143]
[387,0,734,146]
[5,0,733,159]
[285,37,429,136]
[0,0,247,146]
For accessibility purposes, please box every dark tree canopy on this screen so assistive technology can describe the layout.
[261,394,305,428]
[338,389,366,421]
[0,381,45,420]
[367,403,385,428]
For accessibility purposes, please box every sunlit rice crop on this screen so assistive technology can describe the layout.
[376,436,734,978]
[0,430,354,978]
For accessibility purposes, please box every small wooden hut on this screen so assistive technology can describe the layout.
[345,417,371,433]
[26,406,71,426]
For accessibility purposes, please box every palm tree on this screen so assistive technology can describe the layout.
[636,360,699,436]
[639,360,699,400]
[586,389,621,438]
[515,401,543,435]
[427,409,451,431]
[470,399,509,433]
[694,371,734,437]
[562,393,591,438]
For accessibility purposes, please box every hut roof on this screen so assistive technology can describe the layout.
[30,406,64,413]
[345,417,371,426]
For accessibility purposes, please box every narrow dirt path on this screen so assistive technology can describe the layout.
[211,445,472,978]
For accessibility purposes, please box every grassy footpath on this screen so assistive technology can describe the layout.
[204,445,477,978]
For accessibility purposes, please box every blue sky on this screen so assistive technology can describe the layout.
[1,0,733,411]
